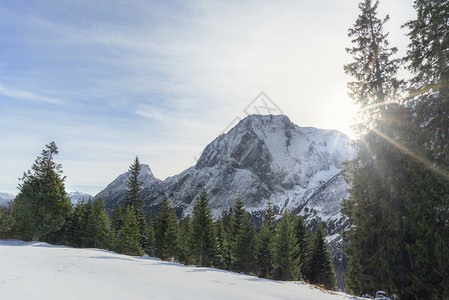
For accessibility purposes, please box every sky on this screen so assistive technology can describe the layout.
[0,0,415,196]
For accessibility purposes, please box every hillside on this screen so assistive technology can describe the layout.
[0,240,362,300]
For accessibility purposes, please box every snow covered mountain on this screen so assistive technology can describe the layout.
[0,192,15,207]
[96,114,354,289]
[68,191,93,205]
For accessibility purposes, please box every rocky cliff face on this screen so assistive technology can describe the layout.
[96,114,353,289]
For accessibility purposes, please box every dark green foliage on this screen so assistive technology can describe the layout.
[230,195,245,240]
[154,197,180,261]
[178,215,194,264]
[0,205,15,239]
[124,156,143,212]
[112,205,124,233]
[116,206,143,256]
[143,212,155,256]
[214,217,231,269]
[233,211,256,274]
[403,0,449,169]
[83,199,111,249]
[191,189,217,267]
[344,0,402,130]
[12,142,71,242]
[255,200,275,278]
[271,210,300,281]
[293,215,310,281]
[162,208,180,260]
[308,223,337,291]
[403,164,449,298]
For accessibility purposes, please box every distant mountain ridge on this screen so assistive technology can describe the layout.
[0,192,15,207]
[96,114,354,289]
[68,191,93,205]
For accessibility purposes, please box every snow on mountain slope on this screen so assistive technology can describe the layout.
[98,115,353,219]
[0,240,361,300]
[68,191,93,205]
[0,192,15,207]
[96,114,354,289]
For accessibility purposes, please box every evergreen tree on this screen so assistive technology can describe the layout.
[116,206,143,256]
[179,215,194,264]
[214,217,231,270]
[229,194,245,267]
[233,212,256,274]
[0,205,15,239]
[271,210,300,281]
[64,201,84,247]
[124,156,143,212]
[308,223,337,291]
[144,212,156,257]
[155,197,172,259]
[162,208,180,261]
[83,198,111,249]
[255,199,275,278]
[191,188,217,267]
[12,142,71,241]
[112,205,124,233]
[344,0,403,129]
[403,0,449,170]
[402,5,449,297]
[342,0,411,296]
[293,215,310,281]
[137,211,151,254]
[230,195,245,240]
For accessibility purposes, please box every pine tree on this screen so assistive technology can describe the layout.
[124,156,143,212]
[191,188,217,267]
[344,0,403,129]
[256,199,275,278]
[112,205,124,233]
[83,198,111,249]
[271,210,300,281]
[0,205,15,239]
[229,194,245,267]
[293,215,310,281]
[342,0,410,296]
[179,215,194,264]
[233,212,256,274]
[116,206,143,256]
[155,197,172,259]
[402,5,449,297]
[162,208,180,261]
[308,223,337,291]
[403,0,449,170]
[12,142,71,241]
[144,212,155,256]
[214,217,230,270]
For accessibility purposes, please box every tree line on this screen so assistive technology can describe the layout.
[0,145,337,291]
[343,0,449,298]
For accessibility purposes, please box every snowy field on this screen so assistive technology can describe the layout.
[0,240,361,300]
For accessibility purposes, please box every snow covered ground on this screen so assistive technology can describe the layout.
[0,240,361,300]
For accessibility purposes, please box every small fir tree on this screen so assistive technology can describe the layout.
[191,188,217,267]
[256,199,276,278]
[308,223,337,291]
[271,210,300,281]
[116,206,143,256]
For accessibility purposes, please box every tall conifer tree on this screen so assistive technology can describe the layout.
[256,200,275,278]
[308,223,337,291]
[191,189,216,267]
[271,210,300,281]
[13,142,71,242]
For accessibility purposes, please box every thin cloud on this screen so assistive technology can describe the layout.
[0,83,63,105]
